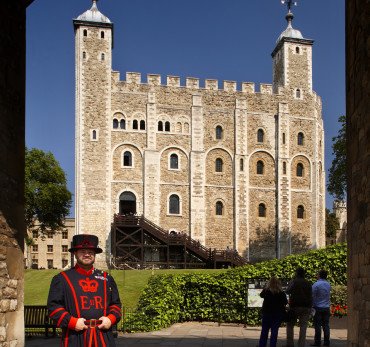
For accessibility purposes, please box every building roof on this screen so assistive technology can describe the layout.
[76,0,111,24]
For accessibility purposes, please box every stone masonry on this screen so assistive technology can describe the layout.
[74,2,325,266]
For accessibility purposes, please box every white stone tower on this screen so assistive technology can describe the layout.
[73,0,113,266]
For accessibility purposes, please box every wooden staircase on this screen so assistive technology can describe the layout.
[112,214,248,269]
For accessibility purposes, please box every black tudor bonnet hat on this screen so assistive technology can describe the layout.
[68,234,103,254]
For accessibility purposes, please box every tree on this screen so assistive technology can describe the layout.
[25,147,72,236]
[327,115,346,201]
[325,208,340,238]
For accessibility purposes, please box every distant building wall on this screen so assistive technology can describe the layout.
[346,0,370,346]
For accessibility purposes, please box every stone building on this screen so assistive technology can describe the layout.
[333,200,347,243]
[74,0,325,266]
[24,218,75,269]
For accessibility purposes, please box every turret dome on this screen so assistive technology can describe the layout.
[77,0,111,23]
[276,12,303,43]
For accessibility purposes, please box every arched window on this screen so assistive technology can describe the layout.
[101,31,105,39]
[283,161,287,175]
[83,29,87,37]
[296,47,300,54]
[92,130,97,140]
[282,133,286,144]
[176,122,182,133]
[113,119,118,129]
[258,203,266,217]
[165,121,170,132]
[158,121,163,131]
[140,120,145,130]
[170,154,178,169]
[133,120,138,130]
[120,119,125,129]
[101,53,105,61]
[82,51,86,60]
[297,205,304,219]
[215,158,223,172]
[216,125,223,140]
[169,194,180,214]
[296,89,301,98]
[297,163,304,177]
[298,132,304,145]
[216,201,223,216]
[257,160,264,175]
[257,129,264,143]
[240,158,244,171]
[123,151,132,167]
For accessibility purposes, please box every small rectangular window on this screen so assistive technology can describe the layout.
[62,231,68,239]
[47,245,53,253]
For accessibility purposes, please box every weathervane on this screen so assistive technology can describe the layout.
[281,0,297,13]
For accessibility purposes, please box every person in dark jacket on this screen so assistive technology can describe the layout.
[284,267,313,347]
[47,234,122,347]
[258,276,288,347]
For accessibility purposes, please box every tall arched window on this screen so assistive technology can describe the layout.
[296,163,304,177]
[297,205,304,219]
[298,132,304,145]
[101,31,105,39]
[92,130,97,140]
[123,151,132,167]
[158,121,163,131]
[240,158,244,171]
[120,119,125,129]
[133,120,138,130]
[216,125,223,140]
[283,161,287,175]
[83,29,87,37]
[257,160,264,175]
[215,158,223,172]
[296,89,301,98]
[82,51,86,60]
[170,154,178,169]
[113,119,118,129]
[216,201,223,216]
[169,194,180,214]
[140,120,145,130]
[282,133,286,144]
[258,203,266,217]
[165,121,170,132]
[101,53,105,61]
[257,129,264,143]
[296,47,300,54]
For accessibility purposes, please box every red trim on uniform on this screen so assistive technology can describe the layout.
[104,272,107,317]
[93,328,97,346]
[109,305,121,312]
[107,314,117,325]
[75,264,93,276]
[109,308,121,316]
[88,327,94,347]
[84,329,87,346]
[64,328,69,347]
[57,312,68,327]
[50,307,65,317]
[61,271,81,318]
[99,330,107,347]
[67,316,78,330]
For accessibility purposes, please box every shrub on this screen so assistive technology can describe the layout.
[122,243,347,332]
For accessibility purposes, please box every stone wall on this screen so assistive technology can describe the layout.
[346,0,370,345]
[0,1,32,345]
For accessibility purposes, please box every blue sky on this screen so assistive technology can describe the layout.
[26,0,345,217]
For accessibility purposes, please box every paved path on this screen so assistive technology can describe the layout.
[26,321,347,346]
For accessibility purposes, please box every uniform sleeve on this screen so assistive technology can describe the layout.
[106,275,122,325]
[47,274,78,330]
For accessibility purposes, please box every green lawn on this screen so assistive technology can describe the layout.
[24,268,225,308]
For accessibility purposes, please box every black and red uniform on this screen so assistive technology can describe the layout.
[47,264,122,347]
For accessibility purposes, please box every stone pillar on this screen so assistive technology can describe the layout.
[346,1,370,345]
[0,1,33,345]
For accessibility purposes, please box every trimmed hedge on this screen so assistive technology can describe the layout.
[123,243,347,332]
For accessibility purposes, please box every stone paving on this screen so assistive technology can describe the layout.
[26,321,347,346]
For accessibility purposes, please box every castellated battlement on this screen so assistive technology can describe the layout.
[112,71,279,95]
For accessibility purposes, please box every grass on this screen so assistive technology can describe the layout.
[24,268,225,308]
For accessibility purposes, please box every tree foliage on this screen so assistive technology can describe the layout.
[327,115,346,201]
[325,208,340,238]
[25,147,72,235]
